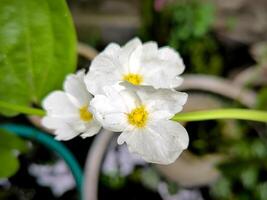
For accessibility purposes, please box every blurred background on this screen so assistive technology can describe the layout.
[1,0,267,199]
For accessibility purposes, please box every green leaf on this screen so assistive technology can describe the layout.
[0,130,29,178]
[0,129,29,153]
[0,0,76,116]
[256,88,267,110]
[0,149,19,178]
[100,171,126,190]
[256,182,267,200]
[141,168,160,191]
[240,166,258,189]
[211,177,232,199]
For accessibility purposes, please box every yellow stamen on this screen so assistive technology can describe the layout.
[127,105,148,128]
[123,73,143,85]
[79,106,93,122]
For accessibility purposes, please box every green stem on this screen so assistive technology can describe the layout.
[1,100,267,124]
[172,109,267,123]
[0,100,45,116]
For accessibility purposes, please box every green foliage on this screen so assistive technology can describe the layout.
[100,171,126,190]
[140,168,160,191]
[139,0,223,75]
[211,177,232,199]
[0,151,19,179]
[256,182,267,200]
[189,120,227,155]
[186,37,223,75]
[256,88,267,110]
[211,137,267,200]
[240,166,259,189]
[228,140,266,160]
[0,0,77,116]
[166,0,223,75]
[166,181,179,195]
[186,108,267,200]
[0,129,29,178]
[167,0,214,48]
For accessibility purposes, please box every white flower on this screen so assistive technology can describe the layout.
[90,83,189,164]
[85,37,185,95]
[42,70,101,140]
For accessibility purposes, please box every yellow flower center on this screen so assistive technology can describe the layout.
[79,106,93,122]
[127,105,148,128]
[123,73,143,85]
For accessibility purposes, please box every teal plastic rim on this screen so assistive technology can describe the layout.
[0,124,84,200]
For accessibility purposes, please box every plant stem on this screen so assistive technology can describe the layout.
[172,109,267,123]
[0,100,45,116]
[1,100,267,124]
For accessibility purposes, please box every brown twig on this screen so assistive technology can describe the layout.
[179,74,257,108]
[78,42,98,60]
[233,65,267,86]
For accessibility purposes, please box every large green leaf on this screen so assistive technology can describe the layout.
[0,129,29,178]
[0,0,77,116]
[0,149,19,179]
[0,129,28,153]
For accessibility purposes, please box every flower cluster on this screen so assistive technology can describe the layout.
[42,38,189,164]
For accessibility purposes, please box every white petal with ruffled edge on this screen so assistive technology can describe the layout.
[85,55,122,95]
[42,70,101,140]
[117,120,188,164]
[64,70,92,107]
[85,37,186,95]
[90,83,189,164]
[90,85,140,132]
[42,91,78,118]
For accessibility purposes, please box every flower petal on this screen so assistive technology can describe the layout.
[80,120,102,138]
[142,41,158,60]
[42,115,101,140]
[138,46,185,89]
[118,120,189,164]
[140,59,184,88]
[158,46,185,74]
[120,83,188,119]
[103,84,141,112]
[54,124,81,141]
[41,116,65,130]
[102,43,121,58]
[121,38,142,55]
[42,91,78,117]
[64,70,92,107]
[119,38,142,73]
[85,38,186,92]
[90,84,143,131]
[85,55,122,95]
[90,95,128,132]
[144,90,187,120]
[42,116,82,140]
[128,45,142,73]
